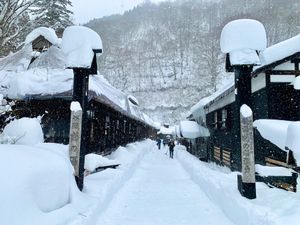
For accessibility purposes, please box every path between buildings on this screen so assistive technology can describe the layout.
[95,146,234,225]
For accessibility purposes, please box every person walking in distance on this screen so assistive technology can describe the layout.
[168,139,175,159]
[157,138,161,150]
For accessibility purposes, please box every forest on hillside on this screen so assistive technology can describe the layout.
[1,0,300,123]
[87,0,300,123]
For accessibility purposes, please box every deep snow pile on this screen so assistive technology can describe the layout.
[0,144,93,225]
[1,117,44,145]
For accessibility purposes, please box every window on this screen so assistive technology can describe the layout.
[213,111,218,129]
[221,109,227,128]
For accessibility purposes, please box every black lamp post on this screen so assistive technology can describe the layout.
[73,51,102,191]
[62,26,103,191]
[221,19,267,199]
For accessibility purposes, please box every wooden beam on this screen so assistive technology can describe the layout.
[266,70,300,75]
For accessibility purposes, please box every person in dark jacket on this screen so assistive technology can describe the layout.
[168,140,175,158]
[157,138,161,150]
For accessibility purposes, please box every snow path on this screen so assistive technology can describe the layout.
[96,147,234,225]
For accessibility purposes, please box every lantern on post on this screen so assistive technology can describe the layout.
[62,26,103,191]
[220,19,267,199]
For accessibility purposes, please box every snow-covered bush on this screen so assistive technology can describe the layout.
[0,117,44,145]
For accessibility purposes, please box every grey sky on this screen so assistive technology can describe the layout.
[71,0,169,24]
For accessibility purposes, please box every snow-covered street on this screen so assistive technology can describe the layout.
[96,146,233,225]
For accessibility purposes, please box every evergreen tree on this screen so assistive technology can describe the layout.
[32,0,73,30]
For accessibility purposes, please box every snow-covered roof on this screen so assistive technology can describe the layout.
[253,119,291,151]
[189,82,234,119]
[61,26,103,68]
[254,119,300,164]
[157,126,175,135]
[25,27,60,46]
[260,34,300,67]
[253,34,300,76]
[0,45,32,72]
[179,120,209,139]
[0,28,155,128]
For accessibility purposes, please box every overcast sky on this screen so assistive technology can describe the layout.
[70,0,169,24]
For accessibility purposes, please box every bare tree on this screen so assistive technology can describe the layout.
[0,0,40,55]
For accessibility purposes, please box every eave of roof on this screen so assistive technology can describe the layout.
[252,52,300,76]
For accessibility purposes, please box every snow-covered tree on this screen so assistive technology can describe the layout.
[32,0,73,30]
[0,0,38,56]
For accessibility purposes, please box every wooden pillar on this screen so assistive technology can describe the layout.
[237,104,256,199]
[72,69,90,191]
[69,102,83,188]
[233,65,253,171]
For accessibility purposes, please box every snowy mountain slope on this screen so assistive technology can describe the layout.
[86,0,300,124]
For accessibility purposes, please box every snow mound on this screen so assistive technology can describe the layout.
[179,120,209,139]
[85,153,120,172]
[25,27,59,46]
[0,145,71,224]
[220,19,267,53]
[62,26,103,68]
[2,117,44,145]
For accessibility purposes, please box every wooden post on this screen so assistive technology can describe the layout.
[238,104,256,199]
[69,102,83,182]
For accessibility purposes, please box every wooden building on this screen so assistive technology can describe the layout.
[189,34,300,171]
[0,27,157,155]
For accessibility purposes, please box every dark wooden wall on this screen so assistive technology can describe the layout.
[10,97,156,155]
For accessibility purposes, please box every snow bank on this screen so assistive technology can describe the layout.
[79,140,155,225]
[179,120,209,139]
[84,153,120,172]
[220,19,267,53]
[176,146,273,225]
[25,27,59,46]
[176,146,300,225]
[0,144,93,225]
[62,26,102,68]
[1,117,43,145]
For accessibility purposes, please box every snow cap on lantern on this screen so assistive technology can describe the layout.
[220,19,267,65]
[61,26,103,69]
